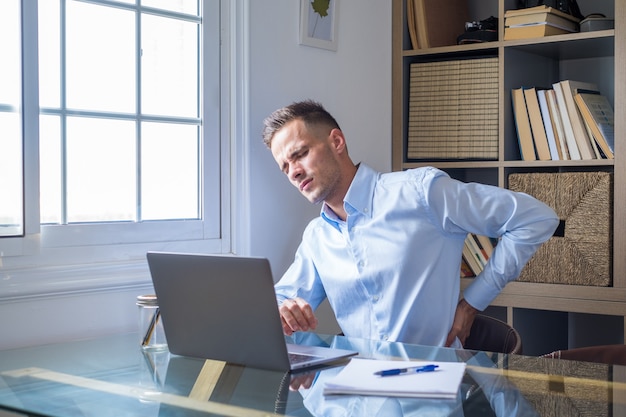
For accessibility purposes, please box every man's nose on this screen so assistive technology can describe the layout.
[288,162,303,182]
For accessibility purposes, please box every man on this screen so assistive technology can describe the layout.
[263,100,558,348]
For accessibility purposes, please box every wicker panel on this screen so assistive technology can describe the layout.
[508,172,613,286]
[407,57,499,160]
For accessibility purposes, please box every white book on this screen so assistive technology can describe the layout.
[537,89,560,160]
[560,80,599,160]
[552,81,581,160]
[546,89,569,159]
[466,233,488,267]
[506,21,577,33]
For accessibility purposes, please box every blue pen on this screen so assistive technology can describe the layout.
[374,364,439,377]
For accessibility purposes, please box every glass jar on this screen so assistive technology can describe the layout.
[137,294,167,351]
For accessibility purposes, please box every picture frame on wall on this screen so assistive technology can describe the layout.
[299,0,338,51]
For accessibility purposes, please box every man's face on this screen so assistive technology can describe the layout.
[270,119,342,205]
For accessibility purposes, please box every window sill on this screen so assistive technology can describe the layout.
[0,259,151,302]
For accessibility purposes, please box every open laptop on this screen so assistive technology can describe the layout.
[146,252,358,372]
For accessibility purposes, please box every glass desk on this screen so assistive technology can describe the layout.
[0,332,624,416]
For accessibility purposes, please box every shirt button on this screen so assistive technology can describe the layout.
[372,295,379,302]
[363,207,369,213]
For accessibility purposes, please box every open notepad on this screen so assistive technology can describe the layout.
[323,358,466,399]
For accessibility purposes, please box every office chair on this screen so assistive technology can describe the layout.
[464,314,523,355]
[460,315,522,416]
[541,344,626,366]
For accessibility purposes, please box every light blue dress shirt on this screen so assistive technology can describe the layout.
[275,164,558,347]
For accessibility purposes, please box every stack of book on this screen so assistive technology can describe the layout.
[504,5,580,40]
[461,234,495,278]
[511,80,614,161]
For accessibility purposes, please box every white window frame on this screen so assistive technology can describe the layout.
[0,0,234,298]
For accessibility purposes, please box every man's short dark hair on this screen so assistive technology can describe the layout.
[262,100,341,148]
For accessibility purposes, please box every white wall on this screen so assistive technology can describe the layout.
[246,0,392,269]
[0,0,391,349]
[245,0,392,332]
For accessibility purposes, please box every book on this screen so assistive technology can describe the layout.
[466,233,488,267]
[460,257,475,278]
[574,91,615,159]
[559,80,599,160]
[511,87,537,161]
[536,89,560,160]
[523,87,552,160]
[546,89,569,159]
[406,0,419,49]
[504,5,579,21]
[582,118,602,158]
[552,81,581,160]
[413,0,469,48]
[462,240,483,275]
[475,234,495,259]
[324,358,467,399]
[505,11,579,33]
[504,22,573,40]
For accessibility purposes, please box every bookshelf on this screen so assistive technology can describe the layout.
[392,0,625,354]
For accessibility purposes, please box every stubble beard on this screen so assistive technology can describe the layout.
[303,166,342,206]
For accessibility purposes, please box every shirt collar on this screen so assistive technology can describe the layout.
[321,163,378,229]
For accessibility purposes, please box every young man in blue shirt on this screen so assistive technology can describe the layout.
[263,100,558,348]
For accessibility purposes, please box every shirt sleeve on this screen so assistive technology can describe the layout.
[425,170,559,311]
[274,230,328,310]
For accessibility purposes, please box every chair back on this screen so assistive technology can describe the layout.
[464,314,523,355]
[542,345,626,366]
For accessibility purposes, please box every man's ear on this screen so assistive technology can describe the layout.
[329,128,347,153]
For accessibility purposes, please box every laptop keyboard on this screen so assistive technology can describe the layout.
[288,352,322,365]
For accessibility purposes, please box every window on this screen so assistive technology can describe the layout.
[0,0,227,265]
[0,1,23,238]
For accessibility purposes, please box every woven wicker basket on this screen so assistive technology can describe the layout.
[508,172,613,286]
[507,355,610,417]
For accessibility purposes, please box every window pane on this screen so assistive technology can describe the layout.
[66,1,135,113]
[38,0,61,108]
[0,1,21,104]
[0,114,23,236]
[141,122,199,220]
[0,0,23,237]
[142,14,198,117]
[66,117,136,223]
[40,115,63,224]
[141,0,198,16]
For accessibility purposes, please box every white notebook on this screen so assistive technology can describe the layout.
[324,358,466,399]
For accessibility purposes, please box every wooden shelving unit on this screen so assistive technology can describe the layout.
[392,0,625,353]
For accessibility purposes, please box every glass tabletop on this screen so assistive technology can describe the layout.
[0,332,623,417]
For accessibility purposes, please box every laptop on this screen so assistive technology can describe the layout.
[146,252,358,372]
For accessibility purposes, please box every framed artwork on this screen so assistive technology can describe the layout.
[299,0,338,51]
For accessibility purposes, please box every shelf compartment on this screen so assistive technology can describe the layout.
[504,31,614,60]
[404,56,499,162]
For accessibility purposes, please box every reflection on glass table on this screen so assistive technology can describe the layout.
[0,332,624,417]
